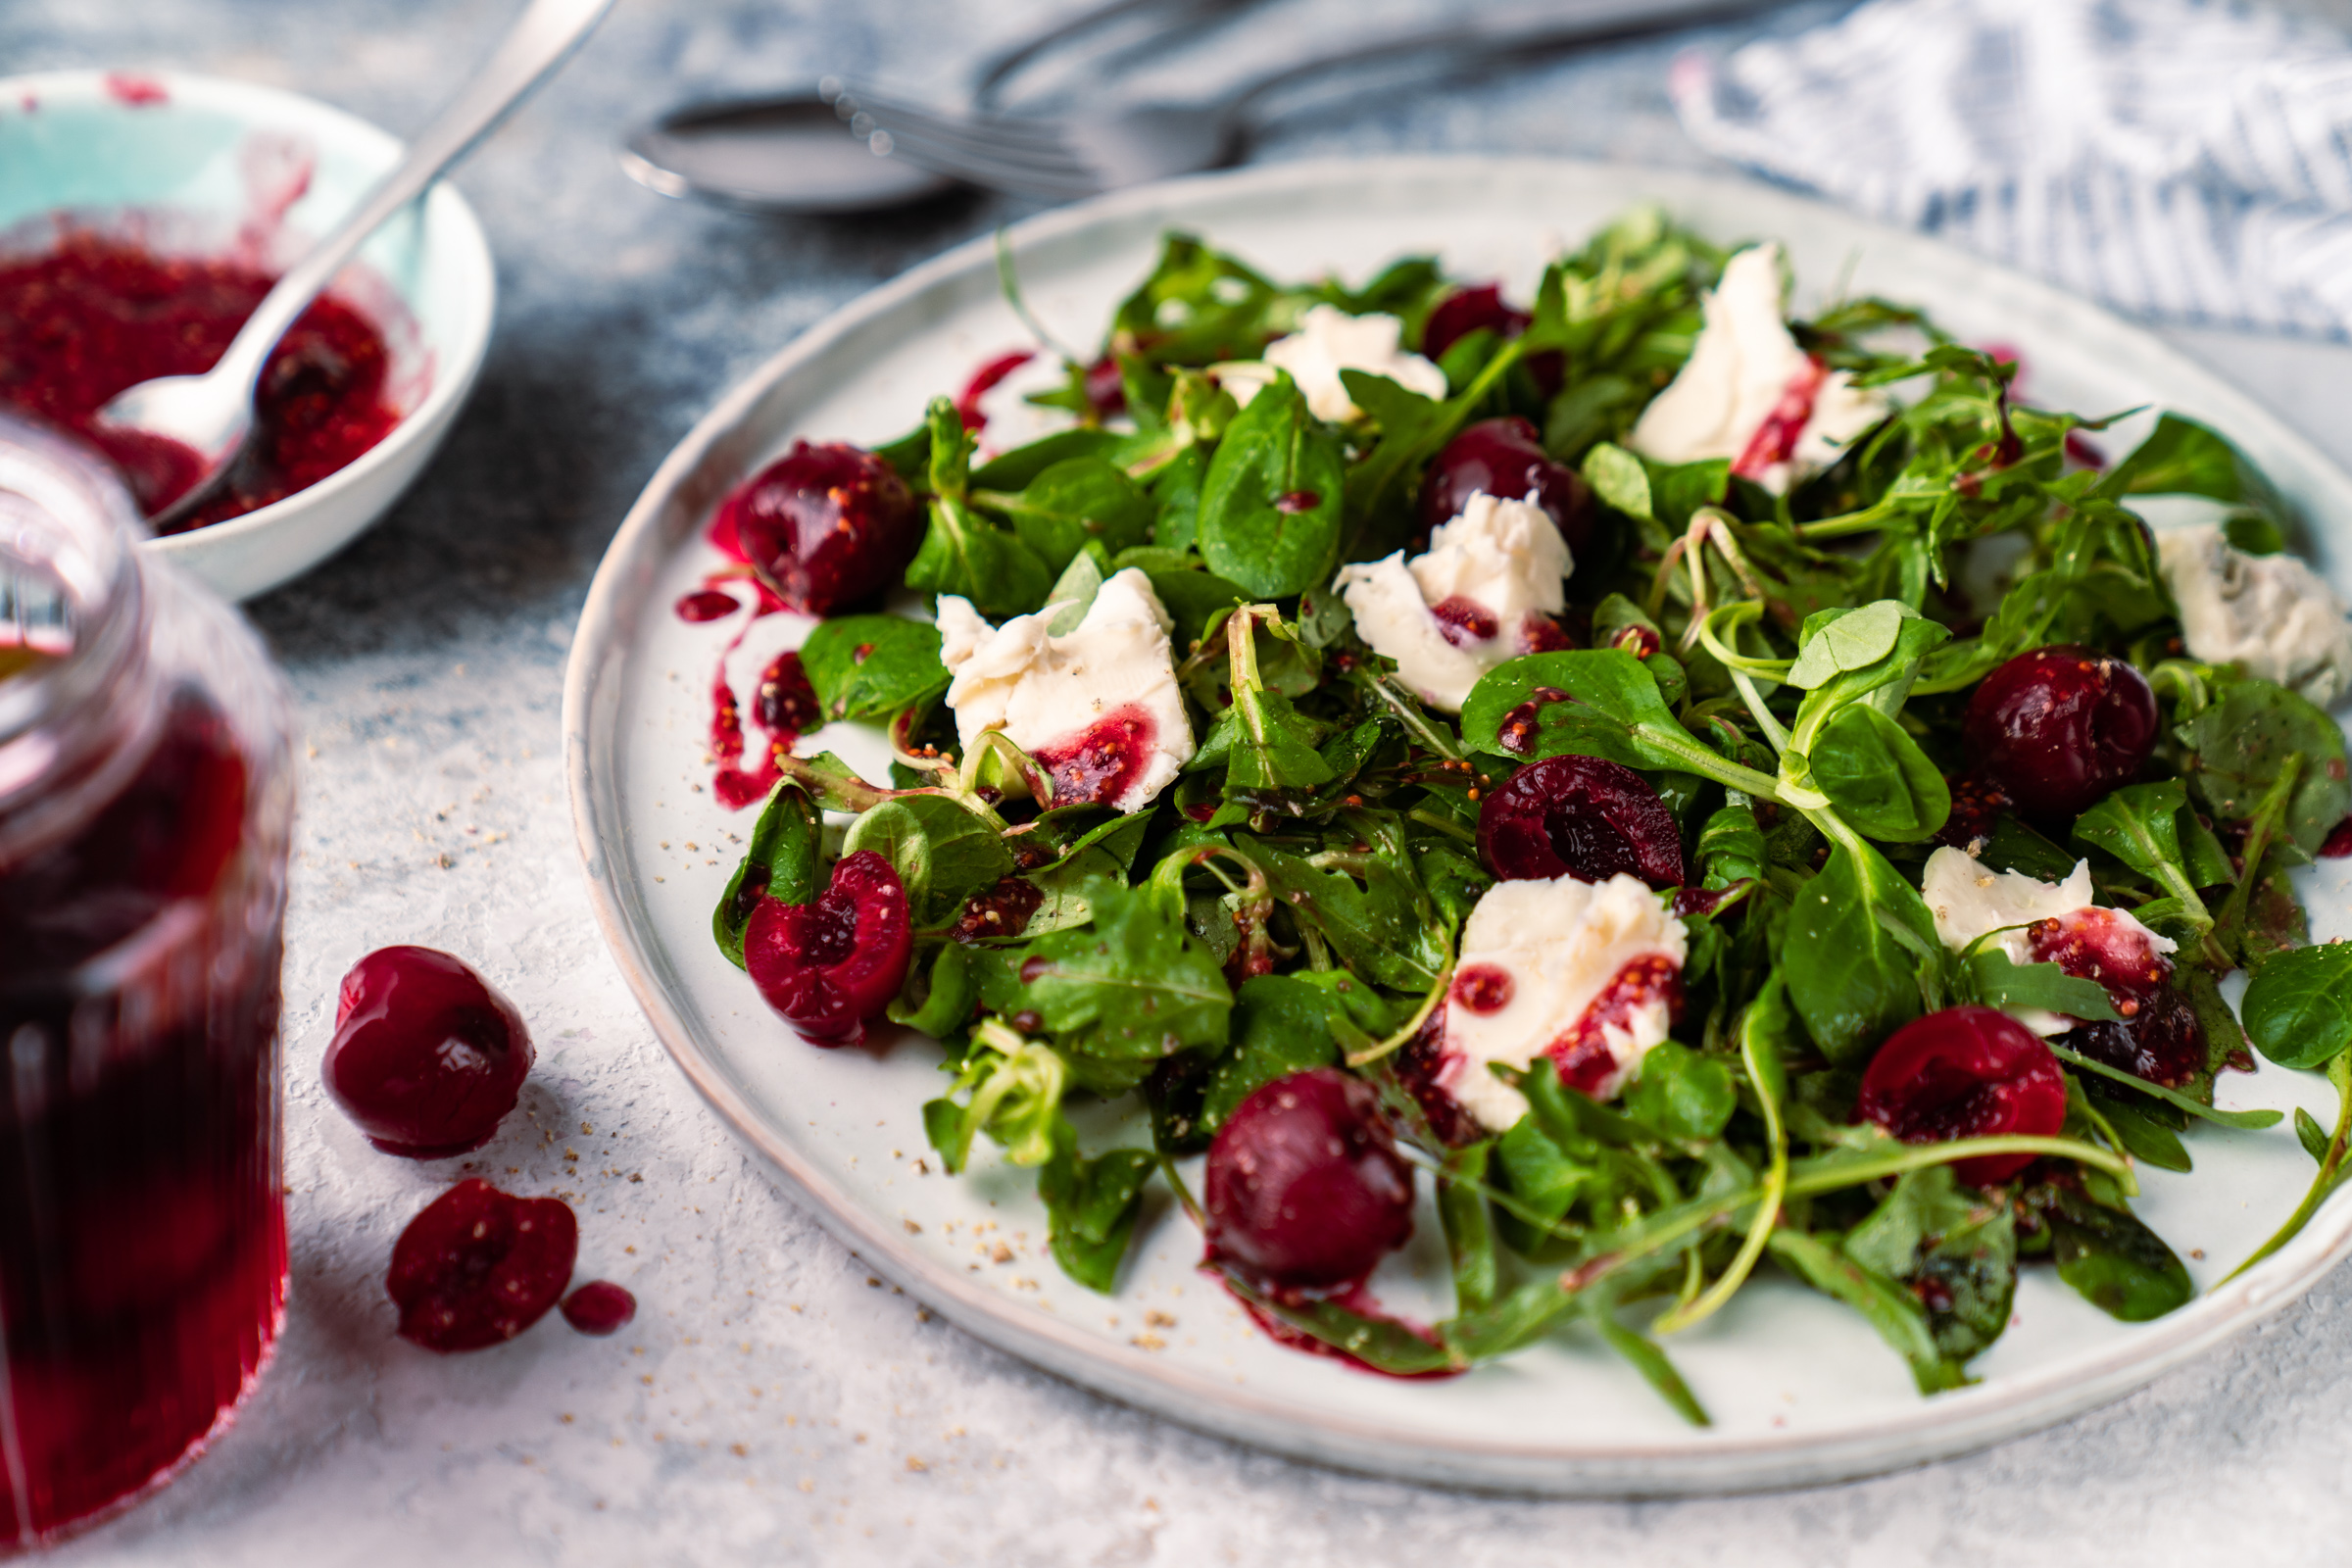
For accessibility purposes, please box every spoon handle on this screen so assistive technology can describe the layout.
[209,0,615,399]
[1227,0,1775,113]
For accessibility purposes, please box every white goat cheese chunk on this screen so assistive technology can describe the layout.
[935,568,1195,813]
[1332,491,1571,712]
[2157,523,2352,707]
[1918,846,2176,1036]
[1439,873,1688,1132]
[1214,305,1446,422]
[1629,243,1888,495]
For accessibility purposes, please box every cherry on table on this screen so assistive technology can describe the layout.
[561,1280,638,1337]
[713,441,922,615]
[1479,755,1687,888]
[1857,1006,2068,1186]
[744,850,912,1045]
[387,1179,577,1352]
[323,946,534,1158]
[1963,645,2157,821]
[1417,416,1593,557]
[1202,1068,1415,1291]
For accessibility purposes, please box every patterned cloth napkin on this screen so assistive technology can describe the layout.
[1671,0,2352,336]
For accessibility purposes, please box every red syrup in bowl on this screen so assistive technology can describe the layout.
[0,229,403,531]
[0,418,295,1544]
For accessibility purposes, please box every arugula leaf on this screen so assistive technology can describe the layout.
[1459,650,1727,777]
[842,794,1014,930]
[2101,413,2296,546]
[1964,949,2122,1023]
[1199,974,1347,1136]
[1440,1141,1500,1315]
[1805,703,1951,842]
[711,781,819,968]
[1782,842,1938,1066]
[2070,780,2214,927]
[974,457,1156,573]
[1186,609,1337,809]
[2241,943,2352,1070]
[1841,1164,2017,1364]
[799,615,948,723]
[2027,1181,2194,1322]
[979,879,1234,1094]
[1195,372,1347,598]
[2185,678,2351,854]
[1242,837,1449,992]
[903,399,1055,618]
[1039,1129,1155,1293]
[1622,1040,1736,1144]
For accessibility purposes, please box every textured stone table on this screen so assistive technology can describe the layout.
[19,0,2352,1561]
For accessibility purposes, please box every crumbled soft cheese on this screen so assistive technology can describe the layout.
[1332,492,1570,711]
[935,568,1195,812]
[1628,242,1888,494]
[1213,305,1446,422]
[1918,846,2175,1035]
[2157,524,2352,707]
[1440,873,1688,1132]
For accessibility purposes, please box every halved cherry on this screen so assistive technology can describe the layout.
[1963,646,2157,821]
[1203,1069,1415,1291]
[323,947,534,1157]
[1478,755,1686,887]
[744,850,912,1045]
[387,1179,577,1352]
[1418,416,1593,557]
[1857,1006,2067,1186]
[712,441,922,615]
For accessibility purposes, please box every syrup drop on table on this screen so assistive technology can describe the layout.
[561,1280,637,1336]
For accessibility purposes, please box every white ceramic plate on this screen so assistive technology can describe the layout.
[564,158,2352,1495]
[0,71,496,601]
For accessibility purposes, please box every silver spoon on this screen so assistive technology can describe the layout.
[617,0,1263,215]
[833,0,1782,202]
[96,0,616,530]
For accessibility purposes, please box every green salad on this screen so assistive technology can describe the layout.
[702,208,2352,1419]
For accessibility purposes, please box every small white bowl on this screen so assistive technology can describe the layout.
[0,70,496,601]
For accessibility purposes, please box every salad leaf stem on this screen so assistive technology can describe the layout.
[1345,960,1454,1067]
[2048,1044,2283,1130]
[2221,1052,2352,1285]
[1656,979,1791,1334]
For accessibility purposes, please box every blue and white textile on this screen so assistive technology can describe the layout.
[1672,0,2352,336]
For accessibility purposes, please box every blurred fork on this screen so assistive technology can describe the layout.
[828,0,1780,201]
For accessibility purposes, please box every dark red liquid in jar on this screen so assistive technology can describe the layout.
[0,229,404,532]
[0,419,293,1545]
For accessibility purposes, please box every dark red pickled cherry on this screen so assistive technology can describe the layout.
[1857,1006,2067,1186]
[2028,908,2205,1087]
[951,874,1046,946]
[713,441,922,615]
[1419,283,1563,396]
[1418,416,1594,558]
[1479,755,1686,888]
[2323,816,2352,858]
[561,1280,638,1337]
[387,1179,578,1352]
[744,851,913,1045]
[1963,645,2158,821]
[1203,1069,1415,1291]
[323,947,535,1158]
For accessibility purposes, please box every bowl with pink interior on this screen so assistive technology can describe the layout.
[0,69,495,601]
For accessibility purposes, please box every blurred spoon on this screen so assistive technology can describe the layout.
[94,0,615,529]
[619,0,1262,214]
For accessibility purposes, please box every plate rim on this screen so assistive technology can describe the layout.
[564,153,2352,1495]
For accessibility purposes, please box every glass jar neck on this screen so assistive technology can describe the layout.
[0,416,161,869]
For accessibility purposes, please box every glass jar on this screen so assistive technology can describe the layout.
[0,416,294,1547]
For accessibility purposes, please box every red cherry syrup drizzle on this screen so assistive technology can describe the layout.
[956,349,1036,432]
[1030,704,1155,808]
[0,230,404,530]
[1733,355,1829,481]
[1544,954,1684,1095]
